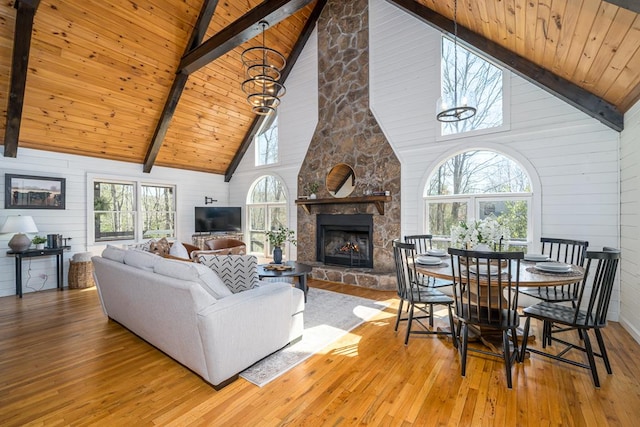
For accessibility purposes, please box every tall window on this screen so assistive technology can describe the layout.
[255,114,278,166]
[441,37,504,136]
[247,175,288,258]
[425,150,531,248]
[93,180,175,242]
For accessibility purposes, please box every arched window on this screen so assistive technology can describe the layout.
[247,175,289,258]
[425,150,532,248]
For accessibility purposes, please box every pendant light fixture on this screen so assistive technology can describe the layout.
[437,0,476,122]
[241,21,286,115]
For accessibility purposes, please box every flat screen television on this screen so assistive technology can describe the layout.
[195,206,242,233]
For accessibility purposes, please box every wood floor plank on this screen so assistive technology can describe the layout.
[1,279,640,426]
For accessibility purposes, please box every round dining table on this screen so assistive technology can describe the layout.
[414,257,585,348]
[414,258,585,288]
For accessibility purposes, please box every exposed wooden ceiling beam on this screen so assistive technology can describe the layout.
[143,0,219,173]
[3,0,40,158]
[224,0,328,182]
[179,0,315,75]
[144,0,314,173]
[387,0,624,132]
[605,0,640,14]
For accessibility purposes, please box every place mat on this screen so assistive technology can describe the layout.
[416,261,449,268]
[525,266,583,278]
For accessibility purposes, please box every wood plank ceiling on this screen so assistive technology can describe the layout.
[1,0,639,178]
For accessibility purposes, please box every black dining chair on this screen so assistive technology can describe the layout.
[404,234,452,289]
[519,249,620,388]
[392,240,456,346]
[519,237,589,344]
[448,247,524,388]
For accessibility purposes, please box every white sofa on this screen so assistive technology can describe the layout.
[92,248,304,389]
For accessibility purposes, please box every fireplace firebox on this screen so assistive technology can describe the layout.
[316,214,373,268]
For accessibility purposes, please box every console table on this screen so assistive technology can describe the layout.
[6,247,69,298]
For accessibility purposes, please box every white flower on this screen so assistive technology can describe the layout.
[450,216,510,249]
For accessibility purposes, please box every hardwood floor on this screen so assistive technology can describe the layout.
[1,279,639,426]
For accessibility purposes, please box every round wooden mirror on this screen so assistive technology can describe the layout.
[326,163,356,198]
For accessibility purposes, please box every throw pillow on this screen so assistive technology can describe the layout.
[102,245,126,263]
[169,241,189,259]
[196,254,259,293]
[149,237,171,256]
[128,239,155,251]
[123,249,159,271]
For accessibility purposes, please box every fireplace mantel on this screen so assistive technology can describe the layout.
[296,195,392,215]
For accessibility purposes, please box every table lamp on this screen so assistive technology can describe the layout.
[1,215,39,252]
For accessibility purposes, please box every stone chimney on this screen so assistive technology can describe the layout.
[297,0,400,289]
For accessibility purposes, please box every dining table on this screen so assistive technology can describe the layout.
[413,254,585,349]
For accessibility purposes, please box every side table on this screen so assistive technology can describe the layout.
[257,261,312,302]
[6,247,69,298]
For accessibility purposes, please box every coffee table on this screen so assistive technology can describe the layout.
[257,261,312,302]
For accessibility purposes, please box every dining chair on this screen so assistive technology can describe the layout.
[519,237,589,345]
[404,235,452,289]
[519,249,620,388]
[448,247,524,388]
[392,240,456,346]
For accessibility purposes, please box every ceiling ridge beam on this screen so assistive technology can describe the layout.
[143,0,220,173]
[387,0,624,132]
[179,0,315,75]
[3,0,41,158]
[224,0,328,182]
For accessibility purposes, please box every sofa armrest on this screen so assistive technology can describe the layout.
[196,282,293,386]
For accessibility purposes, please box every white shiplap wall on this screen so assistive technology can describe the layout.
[368,0,621,319]
[228,27,319,261]
[620,100,640,342]
[0,148,228,297]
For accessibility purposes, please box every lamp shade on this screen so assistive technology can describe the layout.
[1,215,38,233]
[1,216,38,252]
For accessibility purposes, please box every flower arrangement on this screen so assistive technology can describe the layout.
[266,226,297,248]
[450,216,510,250]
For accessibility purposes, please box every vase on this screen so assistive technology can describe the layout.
[35,243,45,250]
[473,243,492,252]
[273,246,283,264]
[309,193,317,199]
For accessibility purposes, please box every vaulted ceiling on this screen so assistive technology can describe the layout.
[1,0,639,180]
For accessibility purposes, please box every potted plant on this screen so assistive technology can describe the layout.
[304,181,320,199]
[265,226,297,264]
[31,235,47,250]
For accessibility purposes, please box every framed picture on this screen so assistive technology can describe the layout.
[5,174,66,209]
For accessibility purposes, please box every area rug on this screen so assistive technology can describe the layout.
[240,287,389,387]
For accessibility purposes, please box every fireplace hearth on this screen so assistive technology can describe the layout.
[317,214,373,268]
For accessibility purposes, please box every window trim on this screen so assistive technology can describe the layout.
[87,173,177,246]
[425,193,533,247]
[246,174,291,259]
[436,35,511,141]
[419,146,542,251]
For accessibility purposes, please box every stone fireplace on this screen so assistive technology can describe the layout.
[296,0,400,290]
[317,214,374,269]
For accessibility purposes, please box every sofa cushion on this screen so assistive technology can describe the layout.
[123,249,159,271]
[196,254,259,293]
[169,241,189,259]
[102,245,126,263]
[153,258,232,299]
